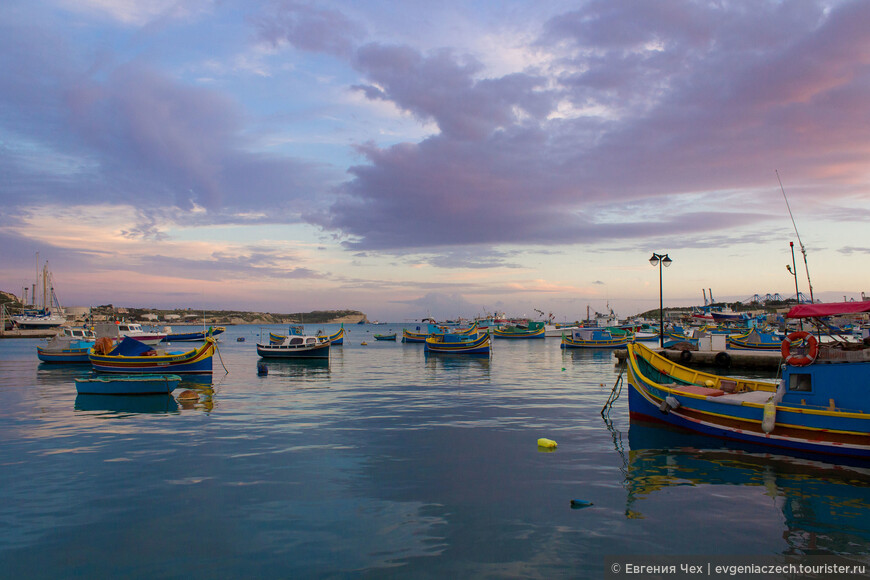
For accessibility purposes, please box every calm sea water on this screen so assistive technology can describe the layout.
[1,324,869,579]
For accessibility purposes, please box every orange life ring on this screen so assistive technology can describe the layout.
[780,331,818,366]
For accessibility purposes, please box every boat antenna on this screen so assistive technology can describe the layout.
[776,170,815,303]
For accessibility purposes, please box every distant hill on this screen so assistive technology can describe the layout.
[86,305,367,325]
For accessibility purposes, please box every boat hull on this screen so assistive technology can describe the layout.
[161,327,225,342]
[37,347,91,363]
[561,335,632,348]
[424,333,491,355]
[493,327,545,339]
[88,339,216,374]
[75,374,182,395]
[257,342,330,359]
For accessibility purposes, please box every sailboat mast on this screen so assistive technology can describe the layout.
[776,170,815,303]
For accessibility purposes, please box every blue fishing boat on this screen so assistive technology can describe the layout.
[89,337,216,374]
[625,300,870,459]
[726,328,784,351]
[161,326,225,342]
[75,374,182,395]
[424,332,491,355]
[257,333,330,359]
[561,328,632,348]
[37,327,96,363]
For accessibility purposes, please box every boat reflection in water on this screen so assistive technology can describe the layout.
[624,420,870,555]
[74,394,180,414]
[258,358,331,381]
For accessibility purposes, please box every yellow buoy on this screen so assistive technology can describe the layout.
[537,438,557,449]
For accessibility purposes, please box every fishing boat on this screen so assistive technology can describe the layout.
[561,328,633,349]
[402,323,477,343]
[161,326,225,342]
[325,325,345,345]
[75,374,182,395]
[424,332,491,355]
[36,326,96,363]
[625,300,870,459]
[89,336,216,374]
[257,333,330,359]
[726,328,784,351]
[269,325,305,344]
[373,333,397,341]
[493,321,546,339]
[94,322,166,346]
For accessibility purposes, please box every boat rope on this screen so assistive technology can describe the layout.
[214,340,229,374]
[601,368,625,419]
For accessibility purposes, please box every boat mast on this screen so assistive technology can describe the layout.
[34,251,39,308]
[776,170,815,303]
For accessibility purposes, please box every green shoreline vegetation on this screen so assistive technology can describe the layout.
[1,291,366,325]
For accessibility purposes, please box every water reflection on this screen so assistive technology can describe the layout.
[625,421,870,555]
[423,352,491,375]
[257,358,331,381]
[74,394,179,414]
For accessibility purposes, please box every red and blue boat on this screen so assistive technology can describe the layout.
[625,300,870,460]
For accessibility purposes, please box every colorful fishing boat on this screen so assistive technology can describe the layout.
[326,325,345,345]
[625,300,870,459]
[493,321,546,339]
[75,374,182,395]
[161,326,225,342]
[269,325,305,344]
[36,327,96,363]
[89,337,216,374]
[424,332,491,355]
[561,328,633,348]
[374,333,397,341]
[402,323,477,343]
[726,328,784,351]
[257,333,330,359]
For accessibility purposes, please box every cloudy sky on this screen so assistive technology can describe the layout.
[2,0,869,321]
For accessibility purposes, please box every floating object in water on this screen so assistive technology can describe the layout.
[570,499,593,509]
[361,341,368,345]
[257,363,268,376]
[537,438,557,449]
[177,389,199,401]
[562,368,566,371]
[237,337,245,342]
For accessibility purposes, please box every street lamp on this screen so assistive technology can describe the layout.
[649,252,672,348]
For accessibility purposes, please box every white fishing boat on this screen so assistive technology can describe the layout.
[94,321,167,346]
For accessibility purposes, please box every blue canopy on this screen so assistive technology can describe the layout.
[109,336,156,356]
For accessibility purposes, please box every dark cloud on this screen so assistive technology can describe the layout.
[316,0,870,252]
[352,44,554,140]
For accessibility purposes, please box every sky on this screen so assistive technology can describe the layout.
[2,0,869,322]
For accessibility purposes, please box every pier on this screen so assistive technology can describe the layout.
[614,347,783,371]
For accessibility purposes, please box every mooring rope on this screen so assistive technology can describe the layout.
[601,368,624,418]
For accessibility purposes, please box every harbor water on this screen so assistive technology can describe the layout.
[1,324,869,578]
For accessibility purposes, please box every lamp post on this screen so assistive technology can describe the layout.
[649,252,672,349]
